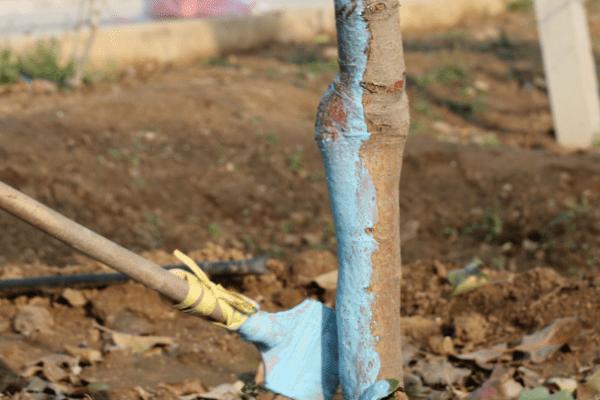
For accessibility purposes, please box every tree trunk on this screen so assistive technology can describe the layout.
[315,0,409,398]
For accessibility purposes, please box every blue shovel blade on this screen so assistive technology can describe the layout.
[239,299,339,400]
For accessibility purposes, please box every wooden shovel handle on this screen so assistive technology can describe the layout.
[0,180,188,304]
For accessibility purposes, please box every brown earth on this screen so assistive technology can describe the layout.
[1,4,600,399]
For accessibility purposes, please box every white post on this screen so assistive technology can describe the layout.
[535,0,600,147]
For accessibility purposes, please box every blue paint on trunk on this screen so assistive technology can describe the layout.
[315,1,388,398]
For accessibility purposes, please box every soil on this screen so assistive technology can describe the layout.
[1,4,600,399]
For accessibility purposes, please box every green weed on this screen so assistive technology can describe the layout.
[507,0,533,12]
[288,149,304,172]
[0,49,19,84]
[18,41,74,83]
[265,132,279,146]
[202,57,231,67]
[208,223,221,240]
[419,65,472,87]
[464,209,504,242]
[281,221,294,234]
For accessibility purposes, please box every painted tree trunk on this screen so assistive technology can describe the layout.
[315,0,409,399]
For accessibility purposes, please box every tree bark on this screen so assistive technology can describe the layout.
[316,0,409,398]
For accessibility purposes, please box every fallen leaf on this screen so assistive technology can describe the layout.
[198,381,245,400]
[64,345,103,364]
[418,358,471,387]
[448,260,489,296]
[546,377,577,394]
[577,370,600,400]
[313,270,338,291]
[134,386,152,400]
[469,366,522,400]
[24,376,73,397]
[23,354,81,383]
[13,305,54,336]
[517,367,542,389]
[515,318,580,364]
[96,324,175,354]
[404,374,429,399]
[158,379,207,396]
[61,289,87,307]
[456,344,508,370]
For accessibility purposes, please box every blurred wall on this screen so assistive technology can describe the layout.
[3,0,506,67]
[0,0,148,35]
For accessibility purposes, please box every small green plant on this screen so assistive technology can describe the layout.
[202,57,231,67]
[507,0,533,12]
[549,198,589,229]
[281,221,294,234]
[266,132,279,146]
[0,49,19,84]
[414,97,435,117]
[418,64,473,87]
[288,149,304,172]
[480,133,501,147]
[207,223,221,240]
[145,212,164,246]
[18,41,74,84]
[463,209,504,242]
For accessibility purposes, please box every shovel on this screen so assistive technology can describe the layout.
[0,180,339,400]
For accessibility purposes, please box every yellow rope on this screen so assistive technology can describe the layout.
[170,250,258,330]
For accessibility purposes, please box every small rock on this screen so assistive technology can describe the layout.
[402,316,440,342]
[454,313,488,344]
[474,80,490,92]
[61,289,87,307]
[428,335,455,355]
[13,305,54,336]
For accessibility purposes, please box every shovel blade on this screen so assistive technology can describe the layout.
[239,300,339,400]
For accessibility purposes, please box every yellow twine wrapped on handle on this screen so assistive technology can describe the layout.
[170,250,258,330]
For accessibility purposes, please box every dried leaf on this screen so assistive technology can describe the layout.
[198,381,245,400]
[546,377,577,394]
[64,345,103,364]
[469,366,522,400]
[404,374,429,399]
[418,358,471,387]
[456,344,508,370]
[577,370,600,400]
[96,324,175,354]
[515,318,580,364]
[313,270,338,291]
[158,379,207,396]
[23,354,81,383]
[134,386,152,400]
[13,306,54,336]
